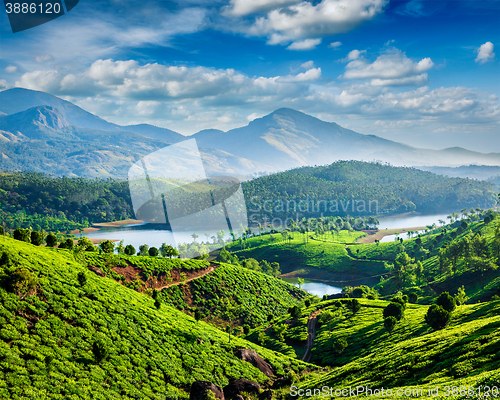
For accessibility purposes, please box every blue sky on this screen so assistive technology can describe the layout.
[0,0,499,151]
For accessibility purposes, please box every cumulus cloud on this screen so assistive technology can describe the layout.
[15,59,320,101]
[475,42,495,64]
[225,0,301,16]
[300,61,315,69]
[5,66,17,73]
[287,39,322,50]
[341,48,434,86]
[244,0,387,47]
[329,41,342,49]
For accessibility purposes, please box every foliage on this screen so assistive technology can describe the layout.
[425,304,452,330]
[384,316,397,333]
[99,240,115,254]
[383,302,404,321]
[436,292,456,312]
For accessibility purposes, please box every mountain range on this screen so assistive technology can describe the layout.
[0,87,499,179]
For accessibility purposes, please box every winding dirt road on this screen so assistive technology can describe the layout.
[301,310,321,363]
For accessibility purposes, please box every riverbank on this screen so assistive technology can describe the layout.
[355,226,427,244]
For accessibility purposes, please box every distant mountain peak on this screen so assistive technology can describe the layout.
[31,105,70,130]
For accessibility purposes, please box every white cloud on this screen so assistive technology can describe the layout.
[475,42,495,64]
[225,0,301,16]
[329,41,342,49]
[246,0,388,46]
[0,80,8,90]
[341,48,434,86]
[287,39,322,50]
[5,66,17,73]
[135,101,161,116]
[345,49,366,61]
[300,61,315,69]
[35,55,54,63]
[280,68,322,82]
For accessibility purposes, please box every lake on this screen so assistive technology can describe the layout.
[80,212,452,250]
[281,278,342,297]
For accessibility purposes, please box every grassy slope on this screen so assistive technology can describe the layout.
[161,263,308,328]
[298,298,500,399]
[0,238,311,399]
[227,231,386,276]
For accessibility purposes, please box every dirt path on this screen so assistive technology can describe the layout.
[301,310,321,363]
[156,265,217,291]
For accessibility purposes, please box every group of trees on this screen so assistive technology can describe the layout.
[217,248,281,277]
[242,161,498,223]
[425,292,457,330]
[0,171,134,229]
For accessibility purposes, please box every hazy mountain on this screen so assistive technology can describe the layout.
[0,88,499,178]
[124,124,184,144]
[192,108,500,170]
[416,165,500,181]
[0,88,122,132]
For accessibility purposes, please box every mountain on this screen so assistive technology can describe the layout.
[1,88,499,178]
[0,87,123,131]
[123,123,184,144]
[192,108,500,171]
[416,164,500,182]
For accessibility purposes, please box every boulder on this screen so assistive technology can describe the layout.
[190,380,225,400]
[223,379,260,399]
[88,265,105,277]
[235,349,274,377]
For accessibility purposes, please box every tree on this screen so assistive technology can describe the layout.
[13,228,31,243]
[191,233,199,242]
[77,237,95,251]
[347,299,361,315]
[59,238,74,250]
[384,316,397,333]
[139,244,149,256]
[408,292,418,304]
[425,305,451,330]
[77,272,87,287]
[455,286,468,306]
[243,324,250,335]
[30,231,44,246]
[154,298,161,309]
[99,240,115,254]
[116,240,125,255]
[194,309,203,322]
[332,337,348,354]
[92,340,108,364]
[46,233,57,247]
[124,244,136,256]
[436,292,456,312]
[148,246,159,257]
[383,302,404,321]
[297,278,305,290]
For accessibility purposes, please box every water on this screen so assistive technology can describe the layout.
[282,278,342,297]
[379,230,425,243]
[377,213,449,230]
[79,225,228,250]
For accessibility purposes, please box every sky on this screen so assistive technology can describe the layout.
[0,0,499,152]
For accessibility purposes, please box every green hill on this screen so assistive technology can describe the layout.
[0,238,311,399]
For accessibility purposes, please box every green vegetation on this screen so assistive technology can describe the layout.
[0,237,311,399]
[161,263,307,329]
[243,161,497,222]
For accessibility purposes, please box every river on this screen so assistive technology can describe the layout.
[281,278,342,297]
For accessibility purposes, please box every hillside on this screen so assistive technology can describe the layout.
[247,297,500,399]
[242,160,498,220]
[0,237,312,399]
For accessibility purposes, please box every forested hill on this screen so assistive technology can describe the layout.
[242,161,498,220]
[0,162,497,232]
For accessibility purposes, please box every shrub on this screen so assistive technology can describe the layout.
[30,231,44,246]
[304,299,311,307]
[99,240,115,254]
[383,302,404,321]
[425,305,451,330]
[408,292,418,303]
[437,292,456,312]
[384,316,397,333]
[46,233,57,247]
[332,337,348,354]
[59,238,74,249]
[77,272,87,287]
[154,299,161,309]
[124,244,136,256]
[243,324,250,334]
[9,268,38,298]
[92,341,108,364]
[149,247,159,257]
[13,228,31,243]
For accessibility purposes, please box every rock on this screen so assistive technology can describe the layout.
[224,379,260,399]
[88,266,105,277]
[235,349,274,377]
[259,390,273,399]
[190,380,225,400]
